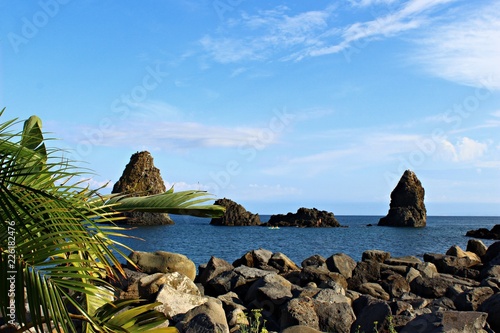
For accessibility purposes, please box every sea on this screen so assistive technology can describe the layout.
[116,215,500,269]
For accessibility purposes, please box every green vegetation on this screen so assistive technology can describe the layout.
[0,109,225,332]
[237,309,268,333]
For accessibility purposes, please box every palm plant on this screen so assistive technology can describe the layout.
[0,109,225,333]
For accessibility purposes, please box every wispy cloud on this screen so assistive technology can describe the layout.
[200,1,455,63]
[414,1,500,90]
[200,5,335,63]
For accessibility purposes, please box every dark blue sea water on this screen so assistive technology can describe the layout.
[116,216,499,269]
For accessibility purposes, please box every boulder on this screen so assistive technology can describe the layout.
[446,244,482,263]
[348,260,381,291]
[315,301,355,333]
[483,241,500,264]
[210,198,261,226]
[128,251,196,281]
[112,151,173,225]
[196,256,234,286]
[380,272,411,298]
[206,266,273,298]
[300,265,348,290]
[378,170,427,227]
[478,293,500,332]
[454,286,494,311]
[358,282,390,301]
[245,273,293,311]
[265,207,341,228]
[362,250,391,263]
[301,255,327,269]
[400,310,489,333]
[154,272,208,318]
[326,253,357,279]
[467,239,488,258]
[351,295,391,333]
[384,255,423,268]
[175,299,229,333]
[466,224,500,240]
[423,253,481,278]
[268,252,301,274]
[232,249,276,271]
[281,325,323,333]
[280,297,320,331]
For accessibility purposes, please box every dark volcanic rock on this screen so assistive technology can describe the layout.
[466,224,500,240]
[265,207,341,228]
[378,170,427,227]
[112,151,173,225]
[210,198,261,226]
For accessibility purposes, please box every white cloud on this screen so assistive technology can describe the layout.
[348,0,398,7]
[201,1,456,63]
[436,137,489,162]
[414,2,500,90]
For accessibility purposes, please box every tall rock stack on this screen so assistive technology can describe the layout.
[112,151,173,225]
[378,170,427,227]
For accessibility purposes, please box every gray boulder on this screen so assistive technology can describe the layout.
[400,310,489,333]
[478,293,500,332]
[128,250,196,281]
[175,299,229,333]
[326,253,357,279]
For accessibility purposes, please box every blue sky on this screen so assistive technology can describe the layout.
[1,0,500,215]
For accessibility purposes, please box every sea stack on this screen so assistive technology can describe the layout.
[210,198,261,226]
[112,151,174,225]
[378,170,427,227]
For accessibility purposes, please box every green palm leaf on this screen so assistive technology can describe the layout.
[1,110,220,332]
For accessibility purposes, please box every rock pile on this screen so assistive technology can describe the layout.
[210,198,261,226]
[112,151,173,225]
[379,170,427,228]
[264,207,341,228]
[112,239,500,332]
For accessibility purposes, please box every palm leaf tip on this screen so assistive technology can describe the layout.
[108,190,226,218]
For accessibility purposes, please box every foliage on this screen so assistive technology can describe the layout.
[237,309,268,333]
[0,109,223,332]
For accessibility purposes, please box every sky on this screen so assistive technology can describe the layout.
[1,0,500,216]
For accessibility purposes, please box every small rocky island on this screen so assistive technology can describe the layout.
[466,225,500,240]
[210,198,261,226]
[112,151,174,225]
[263,207,342,228]
[379,170,427,227]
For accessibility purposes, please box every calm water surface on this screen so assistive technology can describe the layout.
[117,216,499,269]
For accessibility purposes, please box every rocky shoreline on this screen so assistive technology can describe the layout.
[112,238,500,333]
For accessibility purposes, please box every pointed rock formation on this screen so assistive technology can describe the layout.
[378,170,426,227]
[210,198,261,226]
[112,151,173,225]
